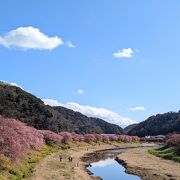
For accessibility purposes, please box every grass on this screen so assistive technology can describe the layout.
[0,141,95,180]
[0,141,101,180]
[0,141,140,180]
[0,145,60,180]
[149,145,180,163]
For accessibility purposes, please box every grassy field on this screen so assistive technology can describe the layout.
[149,145,180,163]
[0,145,60,180]
[29,141,144,180]
[0,141,110,180]
[0,140,142,180]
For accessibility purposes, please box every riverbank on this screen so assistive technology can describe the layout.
[116,147,180,180]
[0,145,60,180]
[29,142,113,180]
[29,142,149,180]
[149,145,180,163]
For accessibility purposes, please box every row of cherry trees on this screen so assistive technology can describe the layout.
[0,116,140,160]
[165,134,180,147]
[0,116,44,161]
[41,131,140,144]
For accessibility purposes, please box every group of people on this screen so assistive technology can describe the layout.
[59,155,79,167]
[59,155,73,162]
[59,155,79,166]
[68,156,73,162]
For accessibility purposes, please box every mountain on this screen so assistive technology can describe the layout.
[124,124,137,134]
[53,106,124,134]
[128,112,180,137]
[0,81,69,132]
[0,82,124,134]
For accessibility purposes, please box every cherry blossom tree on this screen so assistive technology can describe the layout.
[0,116,44,160]
[40,130,63,144]
[0,115,141,161]
[166,134,180,146]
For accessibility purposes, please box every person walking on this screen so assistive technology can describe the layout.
[59,155,62,162]
[68,157,71,162]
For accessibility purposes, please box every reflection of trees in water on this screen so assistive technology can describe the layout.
[82,149,123,163]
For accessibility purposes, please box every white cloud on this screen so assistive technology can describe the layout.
[128,106,146,112]
[43,99,63,107]
[0,80,22,89]
[78,89,84,95]
[90,158,115,168]
[43,99,136,126]
[66,41,76,48]
[0,26,63,50]
[113,48,133,59]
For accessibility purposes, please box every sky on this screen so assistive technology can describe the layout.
[1,0,180,127]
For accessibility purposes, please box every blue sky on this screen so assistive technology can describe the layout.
[1,0,180,126]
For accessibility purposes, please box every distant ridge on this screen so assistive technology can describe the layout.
[0,82,124,134]
[53,106,124,134]
[128,112,180,136]
[124,123,137,134]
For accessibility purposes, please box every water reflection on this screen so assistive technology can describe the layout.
[85,148,140,180]
[82,148,125,163]
[90,158,115,168]
[87,157,140,180]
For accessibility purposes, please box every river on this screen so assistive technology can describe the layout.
[84,147,152,180]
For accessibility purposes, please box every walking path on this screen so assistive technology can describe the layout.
[29,143,117,180]
[29,143,163,180]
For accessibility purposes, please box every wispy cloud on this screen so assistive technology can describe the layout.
[113,48,133,59]
[43,99,136,126]
[0,26,63,50]
[66,41,76,48]
[128,106,146,112]
[72,89,85,95]
[78,89,84,95]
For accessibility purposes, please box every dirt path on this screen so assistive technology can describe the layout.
[116,148,180,180]
[29,144,116,180]
[29,143,150,180]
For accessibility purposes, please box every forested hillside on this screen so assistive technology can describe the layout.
[128,112,180,136]
[0,82,124,134]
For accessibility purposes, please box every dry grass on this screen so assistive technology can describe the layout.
[29,142,143,180]
[116,147,180,180]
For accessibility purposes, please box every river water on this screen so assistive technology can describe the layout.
[85,148,141,180]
